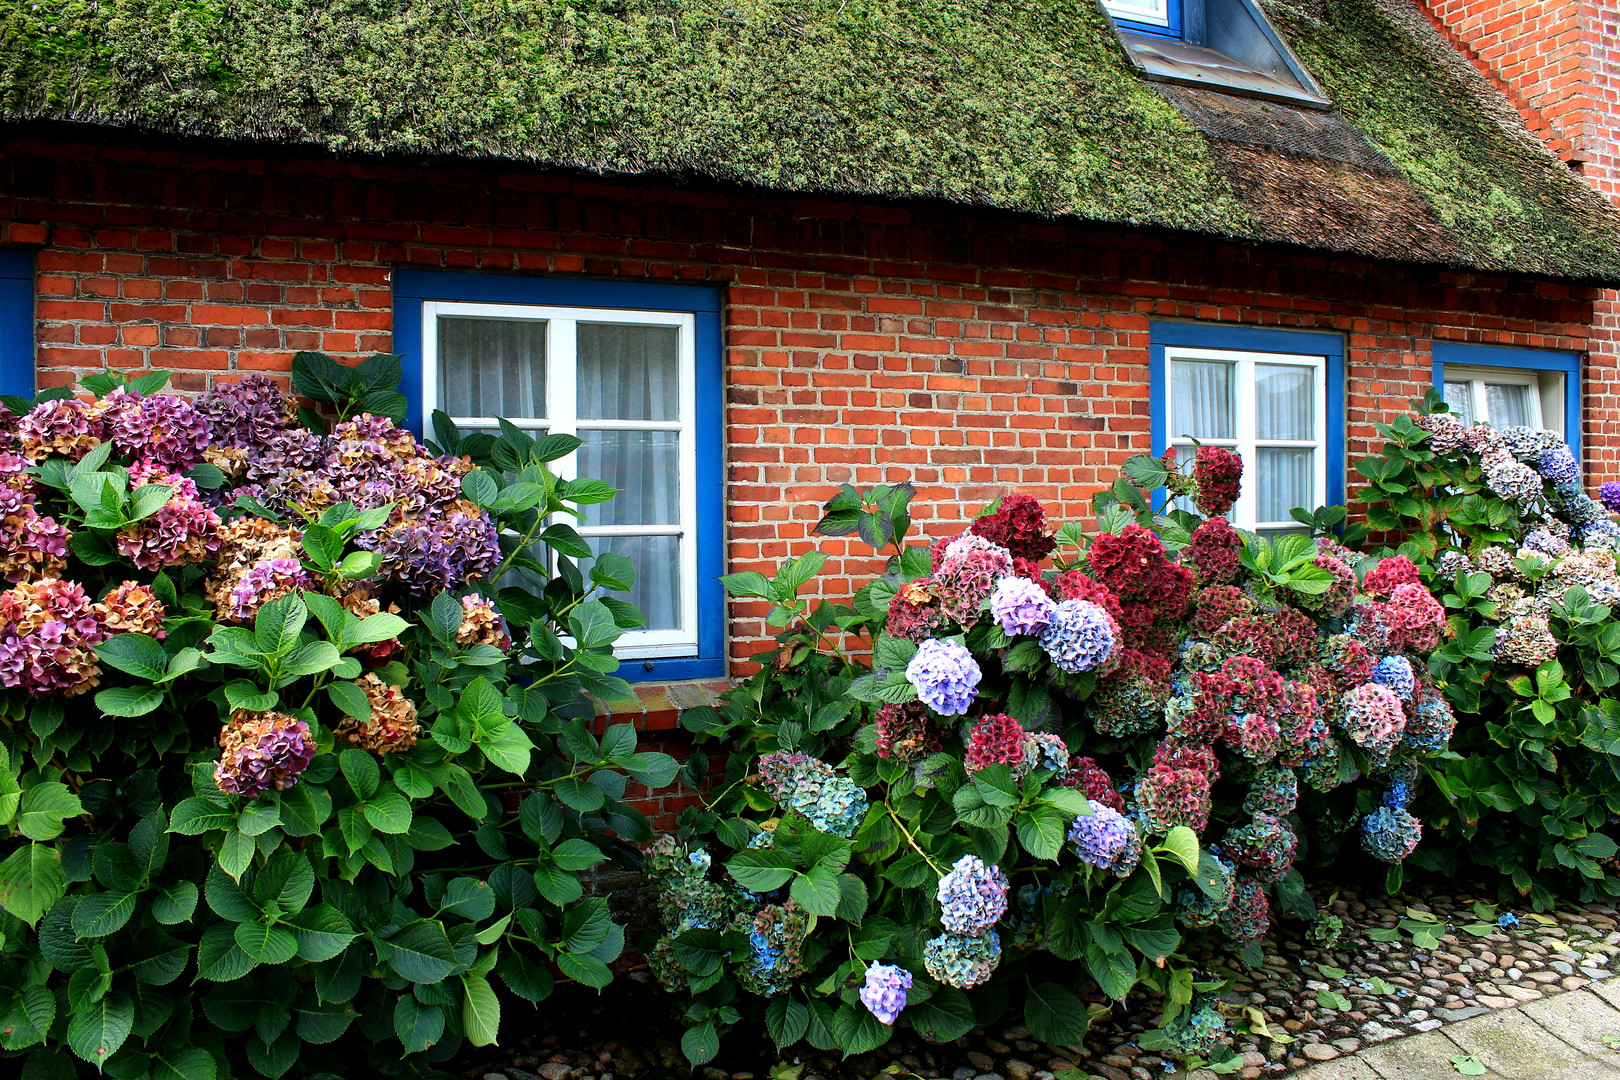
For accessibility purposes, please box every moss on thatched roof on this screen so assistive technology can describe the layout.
[1,0,1616,282]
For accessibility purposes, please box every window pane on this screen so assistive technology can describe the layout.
[1102,0,1170,25]
[1170,360,1235,440]
[1257,446,1314,522]
[1255,364,1314,440]
[1443,381,1475,426]
[1486,383,1532,428]
[577,324,681,421]
[577,430,680,526]
[437,317,547,419]
[583,536,681,631]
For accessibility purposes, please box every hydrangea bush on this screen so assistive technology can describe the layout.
[0,358,678,1078]
[658,464,1454,1066]
[1352,391,1620,905]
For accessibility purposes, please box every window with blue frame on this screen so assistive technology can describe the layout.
[393,271,725,682]
[1431,342,1580,458]
[0,250,34,399]
[1150,322,1345,535]
[1100,0,1180,38]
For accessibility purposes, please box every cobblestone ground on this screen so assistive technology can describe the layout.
[458,881,1620,1080]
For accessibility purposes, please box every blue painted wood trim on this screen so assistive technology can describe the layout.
[0,250,34,399]
[1114,0,1183,39]
[391,269,727,681]
[1148,321,1347,511]
[1430,341,1581,462]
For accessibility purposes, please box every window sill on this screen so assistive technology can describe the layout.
[589,677,733,734]
[1119,32,1330,108]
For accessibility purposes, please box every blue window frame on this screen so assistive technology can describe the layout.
[1431,342,1581,460]
[0,250,34,399]
[394,270,725,682]
[1149,322,1346,531]
[1102,0,1183,38]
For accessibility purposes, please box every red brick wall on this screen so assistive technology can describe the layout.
[0,136,1608,673]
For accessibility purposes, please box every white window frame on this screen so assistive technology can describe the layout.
[1101,0,1172,28]
[422,300,700,659]
[1164,346,1328,533]
[1442,364,1564,434]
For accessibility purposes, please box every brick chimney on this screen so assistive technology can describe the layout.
[1420,0,1620,204]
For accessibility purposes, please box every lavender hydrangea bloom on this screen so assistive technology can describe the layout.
[1579,520,1620,548]
[1371,655,1415,700]
[1360,806,1423,862]
[936,854,1009,935]
[1537,446,1580,486]
[922,931,1001,989]
[197,373,297,448]
[1482,450,1544,503]
[1038,599,1119,674]
[858,963,913,1025]
[104,389,214,472]
[359,502,502,595]
[1600,482,1620,514]
[1522,527,1570,558]
[1069,799,1142,877]
[904,638,981,715]
[1565,494,1607,527]
[990,576,1055,636]
[226,558,312,622]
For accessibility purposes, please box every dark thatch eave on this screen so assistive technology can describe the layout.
[1,0,1617,285]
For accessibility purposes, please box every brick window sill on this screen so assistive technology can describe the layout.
[589,678,732,734]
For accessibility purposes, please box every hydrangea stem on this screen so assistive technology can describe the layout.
[885,799,943,876]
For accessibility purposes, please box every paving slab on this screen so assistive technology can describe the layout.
[1593,978,1620,1013]
[1354,1029,1474,1080]
[1447,1004,1612,1079]
[1523,990,1620,1066]
[1286,1057,1382,1080]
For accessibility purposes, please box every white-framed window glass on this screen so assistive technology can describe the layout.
[1441,364,1565,435]
[1101,0,1172,28]
[422,301,699,659]
[1165,346,1327,535]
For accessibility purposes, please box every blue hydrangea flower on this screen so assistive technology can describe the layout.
[858,963,913,1025]
[922,930,1001,989]
[1360,806,1423,862]
[1179,855,1237,929]
[1578,519,1620,547]
[990,576,1056,637]
[905,638,982,715]
[1038,599,1119,674]
[1158,1002,1227,1060]
[1522,527,1570,558]
[756,752,870,838]
[1538,446,1580,486]
[1566,493,1608,526]
[1498,912,1520,929]
[1022,731,1071,776]
[937,854,1010,935]
[1371,655,1415,701]
[1069,799,1142,877]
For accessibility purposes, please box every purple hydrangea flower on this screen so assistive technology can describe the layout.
[1069,800,1142,876]
[990,576,1055,637]
[1579,520,1620,548]
[1038,598,1119,674]
[904,638,981,715]
[104,388,214,472]
[358,501,502,595]
[1600,482,1620,514]
[0,577,111,696]
[1370,655,1415,701]
[1481,450,1544,503]
[1565,494,1608,527]
[1360,806,1422,862]
[197,373,298,449]
[858,963,912,1025]
[1537,446,1580,486]
[214,711,315,798]
[226,557,311,622]
[936,854,1009,935]
[18,397,106,461]
[922,930,1000,989]
[1339,683,1406,767]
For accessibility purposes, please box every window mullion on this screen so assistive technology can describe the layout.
[1237,356,1257,532]
[550,320,579,480]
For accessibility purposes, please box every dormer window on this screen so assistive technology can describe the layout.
[1101,0,1330,108]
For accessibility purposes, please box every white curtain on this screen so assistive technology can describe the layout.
[437,317,547,419]
[1487,383,1532,427]
[577,324,679,420]
[1170,361,1234,440]
[1258,447,1314,522]
[1255,365,1313,440]
[1444,381,1475,425]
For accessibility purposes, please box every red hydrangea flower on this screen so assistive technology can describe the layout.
[965,714,1026,774]
[1137,763,1213,833]
[970,494,1056,563]
[1223,711,1281,764]
[1297,554,1357,617]
[1060,755,1126,813]
[1384,582,1450,653]
[874,702,940,762]
[1191,585,1252,636]
[1192,446,1243,517]
[1363,555,1421,597]
[886,579,947,642]
[1182,517,1243,585]
[1053,570,1125,626]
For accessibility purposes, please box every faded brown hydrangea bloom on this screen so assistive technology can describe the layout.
[334,673,419,755]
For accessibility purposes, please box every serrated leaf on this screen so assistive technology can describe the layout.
[66,993,134,1071]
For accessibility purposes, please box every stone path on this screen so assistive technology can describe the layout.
[1293,981,1620,1079]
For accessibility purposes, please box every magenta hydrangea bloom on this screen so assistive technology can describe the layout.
[990,575,1055,637]
[197,373,298,449]
[214,711,316,798]
[359,502,502,595]
[904,638,981,715]
[115,465,221,571]
[1339,683,1407,767]
[858,963,913,1025]
[226,558,312,623]
[104,388,214,471]
[937,854,1009,935]
[0,577,111,696]
[0,487,69,583]
[934,539,1014,626]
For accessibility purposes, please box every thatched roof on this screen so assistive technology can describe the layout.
[2,0,1618,283]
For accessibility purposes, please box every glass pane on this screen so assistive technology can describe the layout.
[582,535,682,632]
[1255,364,1314,440]
[1170,360,1235,440]
[1257,447,1314,522]
[1101,0,1169,25]
[1486,383,1532,428]
[577,430,680,526]
[578,324,681,421]
[437,317,547,419]
[1443,381,1475,426]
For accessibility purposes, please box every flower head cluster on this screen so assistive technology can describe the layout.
[736,903,810,996]
[1069,801,1142,876]
[116,466,221,571]
[1405,690,1457,754]
[1192,446,1243,516]
[18,398,105,461]
[104,390,213,472]
[904,638,981,715]
[937,854,1010,935]
[1179,855,1237,929]
[1371,654,1416,700]
[965,714,1027,775]
[1363,556,1420,597]
[1023,732,1070,776]
[1182,517,1243,585]
[0,577,110,695]
[859,963,913,1025]
[1416,411,1467,454]
[923,931,1001,989]
[1495,613,1559,666]
[1089,650,1171,737]
[1241,766,1299,818]
[1222,814,1298,882]
[1319,634,1375,689]
[1298,554,1358,617]
[1223,711,1281,764]
[196,374,299,449]
[225,558,310,623]
[1361,806,1423,862]
[934,540,1014,626]
[887,578,947,642]
[1136,755,1213,833]
[0,488,69,583]
[96,580,166,638]
[1482,450,1544,503]
[1191,584,1251,636]
[645,838,746,937]
[457,594,512,651]
[333,673,420,755]
[874,701,939,762]
[990,576,1055,637]
[1158,1003,1227,1061]
[1039,599,1120,674]
[1060,755,1127,813]
[1538,446,1580,487]
[970,494,1055,562]
[1600,481,1620,514]
[1218,876,1271,947]
[756,751,869,838]
[1088,525,1193,614]
[1384,583,1450,653]
[1339,683,1407,767]
[214,710,315,798]
[360,500,502,595]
